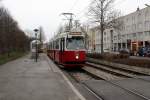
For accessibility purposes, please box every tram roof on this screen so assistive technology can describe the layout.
[50,28,84,41]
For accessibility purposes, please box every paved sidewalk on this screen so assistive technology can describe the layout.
[0,54,83,100]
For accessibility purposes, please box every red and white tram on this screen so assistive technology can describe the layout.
[47,28,86,68]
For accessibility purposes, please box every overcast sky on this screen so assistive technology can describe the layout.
[1,0,150,40]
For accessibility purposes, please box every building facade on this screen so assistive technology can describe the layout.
[94,7,150,54]
[95,28,114,53]
[87,28,96,52]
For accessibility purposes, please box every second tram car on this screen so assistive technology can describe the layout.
[47,28,86,68]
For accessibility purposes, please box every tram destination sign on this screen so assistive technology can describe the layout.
[70,32,82,35]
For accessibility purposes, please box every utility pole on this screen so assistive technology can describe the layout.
[61,13,74,32]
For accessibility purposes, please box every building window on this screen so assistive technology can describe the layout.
[126,18,129,22]
[145,9,149,18]
[129,34,132,39]
[133,33,136,38]
[107,37,109,40]
[127,34,129,39]
[104,37,106,41]
[132,16,135,23]
[126,25,130,31]
[138,12,142,18]
[104,32,106,35]
[132,24,136,30]
[113,36,117,40]
[145,21,150,28]
[138,32,143,39]
[138,23,142,29]
[145,31,150,36]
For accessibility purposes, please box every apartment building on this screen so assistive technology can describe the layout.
[87,27,96,52]
[94,7,150,53]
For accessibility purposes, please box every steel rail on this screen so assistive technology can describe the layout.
[62,68,104,100]
[82,64,150,100]
[86,62,148,78]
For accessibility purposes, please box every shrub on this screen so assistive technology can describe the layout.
[113,58,150,68]
[86,53,129,61]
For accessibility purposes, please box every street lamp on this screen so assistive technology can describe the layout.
[34,29,39,62]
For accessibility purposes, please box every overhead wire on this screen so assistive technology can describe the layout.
[59,0,79,30]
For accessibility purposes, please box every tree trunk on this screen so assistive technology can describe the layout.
[100,1,104,54]
[101,25,104,53]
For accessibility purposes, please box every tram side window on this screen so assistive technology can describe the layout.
[61,38,65,51]
[56,40,59,49]
[53,42,54,49]
[49,44,50,49]
[53,42,55,49]
[51,42,53,49]
[49,43,50,49]
[60,38,62,51]
[50,43,52,49]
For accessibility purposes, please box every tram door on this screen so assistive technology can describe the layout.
[60,38,65,63]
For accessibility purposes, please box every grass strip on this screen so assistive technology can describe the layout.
[0,52,27,65]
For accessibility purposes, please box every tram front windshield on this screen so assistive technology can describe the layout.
[66,36,85,50]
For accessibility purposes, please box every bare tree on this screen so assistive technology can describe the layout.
[0,7,30,56]
[88,0,122,53]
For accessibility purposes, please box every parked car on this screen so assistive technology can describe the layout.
[138,47,150,57]
[145,47,150,57]
[138,47,146,56]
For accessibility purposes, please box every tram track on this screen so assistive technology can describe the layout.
[84,62,150,83]
[63,65,150,100]
[61,65,128,100]
[88,61,150,84]
[61,68,104,100]
[81,62,150,100]
[59,63,150,100]
[85,62,148,79]
[50,56,150,100]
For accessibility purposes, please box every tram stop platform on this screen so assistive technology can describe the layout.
[0,54,84,100]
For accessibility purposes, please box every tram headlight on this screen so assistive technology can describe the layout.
[76,55,79,59]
